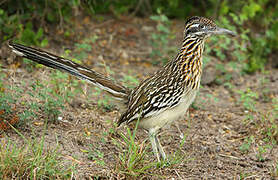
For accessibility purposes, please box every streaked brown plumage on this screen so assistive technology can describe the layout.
[9,16,235,161]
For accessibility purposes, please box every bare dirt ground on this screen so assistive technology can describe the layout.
[1,16,278,179]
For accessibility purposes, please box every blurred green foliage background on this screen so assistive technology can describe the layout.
[0,0,277,72]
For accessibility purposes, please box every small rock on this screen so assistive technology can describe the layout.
[70,99,85,108]
[119,50,129,60]
[201,65,218,85]
[0,44,17,65]
[142,26,154,32]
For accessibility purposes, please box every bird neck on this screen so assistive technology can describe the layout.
[169,36,205,89]
[160,36,205,90]
[179,36,205,64]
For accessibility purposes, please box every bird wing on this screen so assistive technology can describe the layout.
[118,70,186,125]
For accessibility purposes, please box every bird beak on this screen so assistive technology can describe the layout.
[211,27,236,36]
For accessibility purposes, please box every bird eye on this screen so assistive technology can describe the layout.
[200,24,205,29]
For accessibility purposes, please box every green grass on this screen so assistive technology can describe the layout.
[0,130,75,179]
[113,120,155,177]
[237,86,278,162]
[0,61,83,129]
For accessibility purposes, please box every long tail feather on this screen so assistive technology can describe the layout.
[9,42,129,99]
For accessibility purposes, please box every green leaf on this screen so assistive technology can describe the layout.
[157,24,170,33]
[41,38,49,47]
[150,15,160,21]
[36,27,43,40]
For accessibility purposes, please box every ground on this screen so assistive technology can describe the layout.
[1,16,278,179]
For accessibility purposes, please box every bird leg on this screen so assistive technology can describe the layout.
[155,135,166,160]
[175,122,184,139]
[149,128,167,161]
[149,128,160,162]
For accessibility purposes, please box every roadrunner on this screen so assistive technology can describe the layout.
[9,16,235,161]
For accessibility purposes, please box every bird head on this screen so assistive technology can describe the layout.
[184,16,236,39]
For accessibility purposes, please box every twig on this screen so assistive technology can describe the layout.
[244,174,259,180]
[174,169,183,180]
[92,19,114,29]
[65,155,84,164]
[219,153,241,160]
[129,0,143,17]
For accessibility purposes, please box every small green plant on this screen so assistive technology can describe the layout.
[30,80,64,122]
[239,136,254,153]
[123,74,139,89]
[93,87,114,111]
[256,143,272,162]
[17,22,48,47]
[49,71,76,102]
[255,98,278,145]
[0,91,15,116]
[87,144,105,166]
[237,88,258,112]
[247,37,269,73]
[73,35,98,61]
[150,9,175,64]
[0,9,20,41]
[74,42,91,60]
[206,93,219,103]
[239,172,251,180]
[165,150,190,168]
